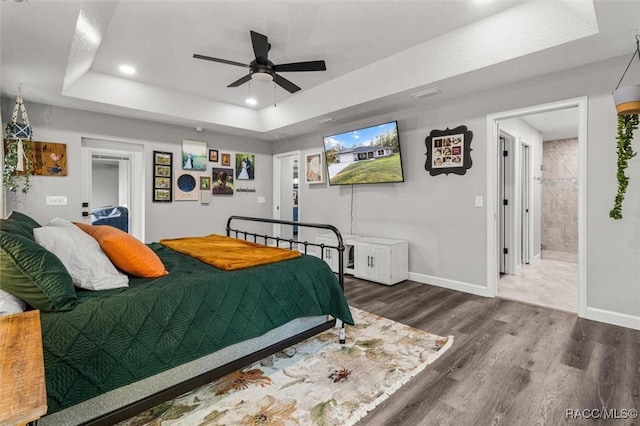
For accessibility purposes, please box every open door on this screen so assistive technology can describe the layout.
[272,151,300,240]
[521,142,531,265]
[498,132,515,275]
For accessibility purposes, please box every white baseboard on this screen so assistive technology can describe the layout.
[583,306,640,331]
[408,272,490,297]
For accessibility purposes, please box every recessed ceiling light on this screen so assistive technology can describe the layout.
[245,98,257,106]
[119,65,136,75]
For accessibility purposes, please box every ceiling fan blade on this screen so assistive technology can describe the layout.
[193,54,249,68]
[273,60,326,72]
[250,30,269,63]
[274,73,301,93]
[228,74,252,88]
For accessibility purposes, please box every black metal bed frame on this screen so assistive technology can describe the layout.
[82,216,346,426]
[226,215,346,290]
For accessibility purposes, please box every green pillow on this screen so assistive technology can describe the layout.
[8,211,41,229]
[0,231,76,312]
[0,218,35,240]
[0,211,41,241]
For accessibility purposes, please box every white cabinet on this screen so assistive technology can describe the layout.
[354,237,408,285]
[316,234,408,285]
[316,234,359,275]
[316,234,340,273]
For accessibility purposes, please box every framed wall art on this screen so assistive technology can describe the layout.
[208,149,219,162]
[200,175,212,204]
[153,151,173,202]
[29,141,67,176]
[221,153,231,166]
[182,139,207,170]
[212,167,234,195]
[175,172,199,201]
[424,125,473,176]
[235,153,255,180]
[305,152,324,184]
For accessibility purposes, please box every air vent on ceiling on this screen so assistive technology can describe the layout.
[411,88,441,99]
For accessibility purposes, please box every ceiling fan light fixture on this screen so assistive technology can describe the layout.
[251,71,274,83]
[245,97,257,106]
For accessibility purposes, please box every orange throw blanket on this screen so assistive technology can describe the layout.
[159,234,301,271]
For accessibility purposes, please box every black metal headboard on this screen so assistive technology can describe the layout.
[225,215,345,290]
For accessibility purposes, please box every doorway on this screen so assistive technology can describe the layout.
[272,151,300,241]
[487,98,587,315]
[81,139,144,241]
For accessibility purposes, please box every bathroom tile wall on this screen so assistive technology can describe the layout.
[541,138,578,254]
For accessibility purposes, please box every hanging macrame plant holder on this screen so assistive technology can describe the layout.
[5,95,33,173]
[613,35,640,115]
[3,94,34,194]
[8,95,32,139]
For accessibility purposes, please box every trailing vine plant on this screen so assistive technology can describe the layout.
[609,113,639,220]
[3,122,33,194]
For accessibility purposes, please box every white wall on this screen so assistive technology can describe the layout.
[0,100,273,242]
[274,56,640,328]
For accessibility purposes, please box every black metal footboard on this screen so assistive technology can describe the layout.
[226,215,346,291]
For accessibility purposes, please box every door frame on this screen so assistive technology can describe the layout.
[520,140,532,265]
[498,129,517,275]
[81,139,144,241]
[272,150,300,238]
[486,97,587,317]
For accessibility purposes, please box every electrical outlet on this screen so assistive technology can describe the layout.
[257,196,266,204]
[46,196,68,206]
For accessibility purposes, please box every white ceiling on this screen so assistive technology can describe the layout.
[1,0,639,140]
[521,108,580,141]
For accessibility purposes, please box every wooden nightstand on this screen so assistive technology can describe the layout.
[0,310,47,426]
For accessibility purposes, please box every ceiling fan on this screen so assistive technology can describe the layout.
[193,30,326,94]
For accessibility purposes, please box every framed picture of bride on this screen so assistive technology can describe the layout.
[235,153,255,180]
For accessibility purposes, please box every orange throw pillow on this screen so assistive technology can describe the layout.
[74,223,168,278]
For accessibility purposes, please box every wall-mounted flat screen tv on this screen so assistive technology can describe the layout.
[323,120,404,185]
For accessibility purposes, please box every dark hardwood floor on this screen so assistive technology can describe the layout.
[343,277,640,426]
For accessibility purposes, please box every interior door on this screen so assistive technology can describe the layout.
[521,143,531,264]
[499,136,508,274]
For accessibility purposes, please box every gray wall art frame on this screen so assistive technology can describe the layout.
[424,125,473,176]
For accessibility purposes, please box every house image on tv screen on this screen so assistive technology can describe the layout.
[323,121,405,185]
[337,146,394,163]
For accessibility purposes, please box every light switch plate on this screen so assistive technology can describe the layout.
[257,196,266,204]
[475,195,483,208]
[46,196,68,206]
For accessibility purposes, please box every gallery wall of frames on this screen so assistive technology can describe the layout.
[153,140,256,204]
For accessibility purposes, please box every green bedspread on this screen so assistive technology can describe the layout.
[40,244,353,414]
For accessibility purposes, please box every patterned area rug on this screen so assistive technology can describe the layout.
[120,307,454,426]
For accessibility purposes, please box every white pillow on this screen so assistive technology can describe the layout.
[34,218,129,291]
[0,289,26,315]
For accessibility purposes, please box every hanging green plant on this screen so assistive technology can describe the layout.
[2,128,33,194]
[609,114,638,220]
